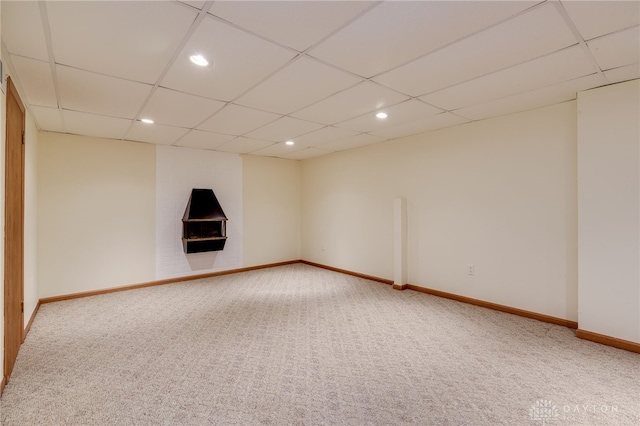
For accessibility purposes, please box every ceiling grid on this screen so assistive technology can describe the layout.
[1,0,637,160]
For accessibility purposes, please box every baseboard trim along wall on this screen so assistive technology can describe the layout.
[298,261,580,329]
[34,260,639,355]
[576,329,640,354]
[299,260,394,285]
[406,283,579,329]
[0,376,6,397]
[23,300,41,342]
[39,260,300,304]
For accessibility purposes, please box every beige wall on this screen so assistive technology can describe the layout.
[38,132,156,297]
[578,79,640,343]
[37,133,303,297]
[22,80,640,341]
[302,146,396,279]
[303,102,578,321]
[243,155,301,266]
[24,111,38,320]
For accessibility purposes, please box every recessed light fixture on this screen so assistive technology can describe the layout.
[285,140,295,146]
[140,118,154,124]
[376,112,388,119]
[189,54,209,67]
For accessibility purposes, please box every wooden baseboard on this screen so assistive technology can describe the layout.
[0,376,6,397]
[40,260,301,304]
[300,260,394,285]
[298,264,578,329]
[21,260,640,363]
[23,300,41,342]
[406,284,579,329]
[576,329,640,354]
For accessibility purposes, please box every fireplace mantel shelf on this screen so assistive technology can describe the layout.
[182,236,227,243]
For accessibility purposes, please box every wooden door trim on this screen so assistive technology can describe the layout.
[3,76,26,387]
[7,76,25,114]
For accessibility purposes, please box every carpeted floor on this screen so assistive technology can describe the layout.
[1,263,639,425]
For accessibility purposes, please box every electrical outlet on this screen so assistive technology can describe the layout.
[467,264,475,276]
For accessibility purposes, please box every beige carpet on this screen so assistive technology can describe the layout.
[1,263,638,425]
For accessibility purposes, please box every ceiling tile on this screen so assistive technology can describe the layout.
[335,99,442,133]
[292,126,360,148]
[420,46,597,111]
[604,63,640,85]
[178,1,207,10]
[31,106,63,133]
[283,147,334,160]
[369,112,469,140]
[9,55,57,108]
[174,130,235,150]
[245,116,324,142]
[454,74,607,121]
[57,66,152,119]
[125,122,189,145]
[309,1,538,78]
[588,26,640,71]
[235,56,363,115]
[47,2,197,84]
[1,1,49,61]
[161,15,296,102]
[215,137,273,154]
[63,110,132,140]
[250,142,307,158]
[208,1,375,51]
[197,104,281,135]
[1,0,630,159]
[320,134,384,152]
[140,88,226,128]
[291,81,409,125]
[562,0,640,40]
[373,3,577,97]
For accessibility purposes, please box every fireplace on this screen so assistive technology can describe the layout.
[182,188,227,253]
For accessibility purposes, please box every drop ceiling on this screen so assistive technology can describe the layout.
[2,1,638,160]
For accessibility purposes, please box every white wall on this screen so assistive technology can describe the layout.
[303,102,578,321]
[38,132,156,297]
[155,145,242,280]
[243,155,301,266]
[577,79,640,343]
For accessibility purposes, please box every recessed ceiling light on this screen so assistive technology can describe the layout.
[376,112,388,119]
[189,54,209,67]
[285,140,294,146]
[140,118,154,124]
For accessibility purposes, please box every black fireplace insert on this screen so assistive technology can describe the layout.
[182,188,227,253]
